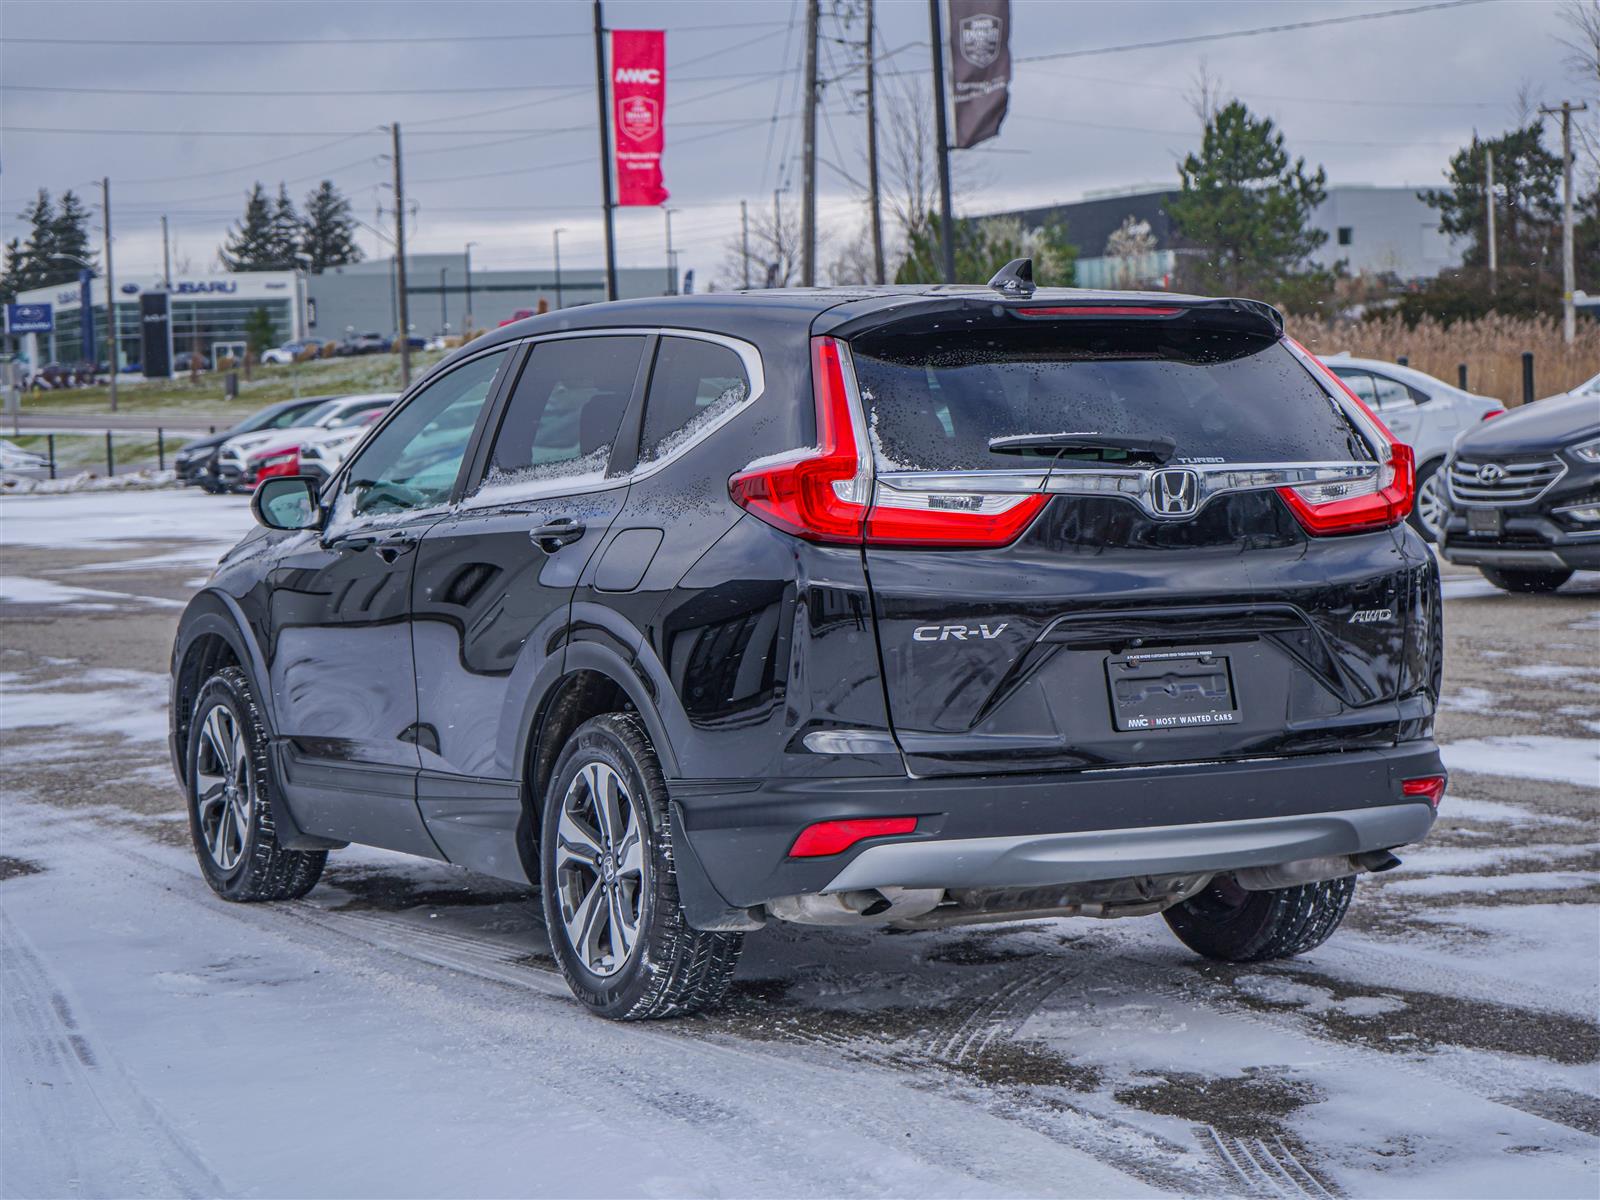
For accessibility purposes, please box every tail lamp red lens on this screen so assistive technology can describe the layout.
[254,448,300,481]
[1279,339,1416,536]
[1401,774,1447,808]
[789,816,918,858]
[728,337,1046,548]
[1014,305,1182,318]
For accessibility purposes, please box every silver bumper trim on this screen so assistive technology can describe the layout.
[1441,546,1569,568]
[822,804,1435,893]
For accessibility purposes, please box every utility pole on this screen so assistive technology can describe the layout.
[101,177,117,412]
[1484,146,1498,294]
[927,0,956,284]
[593,0,618,301]
[439,266,448,333]
[865,0,885,284]
[740,200,751,289]
[464,241,476,333]
[1541,100,1589,345]
[801,0,819,286]
[391,123,411,388]
[160,214,172,289]
[553,228,567,310]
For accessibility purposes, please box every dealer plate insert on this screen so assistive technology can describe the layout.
[1106,649,1238,732]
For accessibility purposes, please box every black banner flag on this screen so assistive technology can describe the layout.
[948,0,1011,149]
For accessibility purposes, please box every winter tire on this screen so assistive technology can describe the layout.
[540,713,742,1020]
[1409,459,1446,543]
[1163,874,1355,962]
[1480,565,1573,593]
[185,666,326,902]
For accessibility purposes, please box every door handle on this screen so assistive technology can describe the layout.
[377,541,414,563]
[531,517,586,552]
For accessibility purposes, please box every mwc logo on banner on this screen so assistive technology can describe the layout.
[612,29,669,207]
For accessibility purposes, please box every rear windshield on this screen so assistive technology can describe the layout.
[850,321,1368,470]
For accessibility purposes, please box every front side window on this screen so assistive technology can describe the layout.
[477,335,645,492]
[638,337,751,465]
[333,350,507,522]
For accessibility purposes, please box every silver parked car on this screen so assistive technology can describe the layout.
[1321,354,1505,541]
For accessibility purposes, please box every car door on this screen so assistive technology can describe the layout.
[267,348,511,854]
[410,334,648,878]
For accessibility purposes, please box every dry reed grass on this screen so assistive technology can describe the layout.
[1286,314,1600,406]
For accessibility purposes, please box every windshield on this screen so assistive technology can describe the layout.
[850,322,1369,471]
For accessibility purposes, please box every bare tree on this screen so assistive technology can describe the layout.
[1186,59,1229,126]
[1557,0,1600,181]
[716,197,802,290]
[826,222,878,285]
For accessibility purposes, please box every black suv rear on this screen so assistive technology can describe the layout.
[170,275,1445,1020]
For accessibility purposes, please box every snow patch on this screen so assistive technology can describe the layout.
[1441,735,1599,788]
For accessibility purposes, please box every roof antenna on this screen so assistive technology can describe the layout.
[987,258,1035,299]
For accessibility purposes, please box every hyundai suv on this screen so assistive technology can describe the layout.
[169,269,1446,1020]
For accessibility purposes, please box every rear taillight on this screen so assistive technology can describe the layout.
[789,816,918,858]
[728,337,1046,549]
[1402,774,1446,808]
[1280,340,1416,536]
[255,449,300,481]
[1482,409,1505,420]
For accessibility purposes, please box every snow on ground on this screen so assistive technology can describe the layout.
[2,490,1597,1199]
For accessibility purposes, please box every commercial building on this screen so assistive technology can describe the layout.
[984,183,1464,288]
[12,256,670,373]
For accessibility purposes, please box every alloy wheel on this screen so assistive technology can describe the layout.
[553,761,648,977]
[1415,469,1447,540]
[194,703,253,872]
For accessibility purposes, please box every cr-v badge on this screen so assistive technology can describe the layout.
[913,623,1009,642]
[1150,467,1200,517]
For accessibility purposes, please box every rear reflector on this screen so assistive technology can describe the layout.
[789,816,918,858]
[729,337,1047,548]
[1280,340,1415,535]
[1401,775,1447,808]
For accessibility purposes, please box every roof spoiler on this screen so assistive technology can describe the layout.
[819,292,1286,341]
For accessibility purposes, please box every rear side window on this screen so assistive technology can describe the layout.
[638,337,751,465]
[851,321,1366,470]
[481,336,645,488]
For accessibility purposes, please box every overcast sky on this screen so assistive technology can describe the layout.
[0,0,1586,290]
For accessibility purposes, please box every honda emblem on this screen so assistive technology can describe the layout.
[1149,468,1200,517]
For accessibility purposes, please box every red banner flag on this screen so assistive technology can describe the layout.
[611,29,668,207]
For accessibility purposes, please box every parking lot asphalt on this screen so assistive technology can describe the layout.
[2,493,1596,1198]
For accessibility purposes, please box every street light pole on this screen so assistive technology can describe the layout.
[553,228,567,310]
[664,208,679,295]
[101,176,117,412]
[463,241,477,334]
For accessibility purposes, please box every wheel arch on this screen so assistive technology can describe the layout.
[171,591,272,777]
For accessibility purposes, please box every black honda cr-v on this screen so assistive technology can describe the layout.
[170,266,1446,1019]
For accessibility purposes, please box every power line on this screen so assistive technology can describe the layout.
[1014,0,1489,64]
[0,20,793,47]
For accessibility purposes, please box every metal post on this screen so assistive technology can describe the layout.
[101,176,118,411]
[47,433,55,480]
[553,228,567,309]
[593,0,619,302]
[1540,100,1588,345]
[157,428,165,470]
[1484,146,1498,292]
[161,214,172,290]
[105,430,114,477]
[927,0,956,283]
[440,266,448,333]
[740,200,751,289]
[464,241,476,333]
[1397,355,1409,367]
[391,123,411,388]
[665,208,679,295]
[1521,351,1534,406]
[865,0,885,285]
[801,0,819,286]
[1458,363,1468,390]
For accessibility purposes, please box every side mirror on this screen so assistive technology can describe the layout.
[251,476,324,531]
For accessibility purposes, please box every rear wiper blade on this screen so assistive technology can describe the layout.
[986,432,1177,465]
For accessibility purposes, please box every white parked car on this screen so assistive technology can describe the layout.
[1538,370,1600,405]
[260,340,324,365]
[1320,354,1506,541]
[0,438,49,473]
[213,393,395,491]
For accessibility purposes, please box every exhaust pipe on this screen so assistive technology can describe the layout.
[1233,849,1402,892]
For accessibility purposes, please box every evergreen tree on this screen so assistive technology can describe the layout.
[0,238,26,304]
[1420,124,1562,271]
[219,184,281,271]
[51,190,95,274]
[896,215,1076,286]
[299,180,364,273]
[244,305,277,356]
[269,184,303,270]
[1169,100,1328,295]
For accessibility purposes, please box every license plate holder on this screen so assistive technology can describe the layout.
[1467,507,1502,536]
[1106,650,1238,732]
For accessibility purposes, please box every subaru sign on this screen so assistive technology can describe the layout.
[4,302,53,334]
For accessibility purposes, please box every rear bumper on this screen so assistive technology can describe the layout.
[1439,538,1600,571]
[672,740,1444,916]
